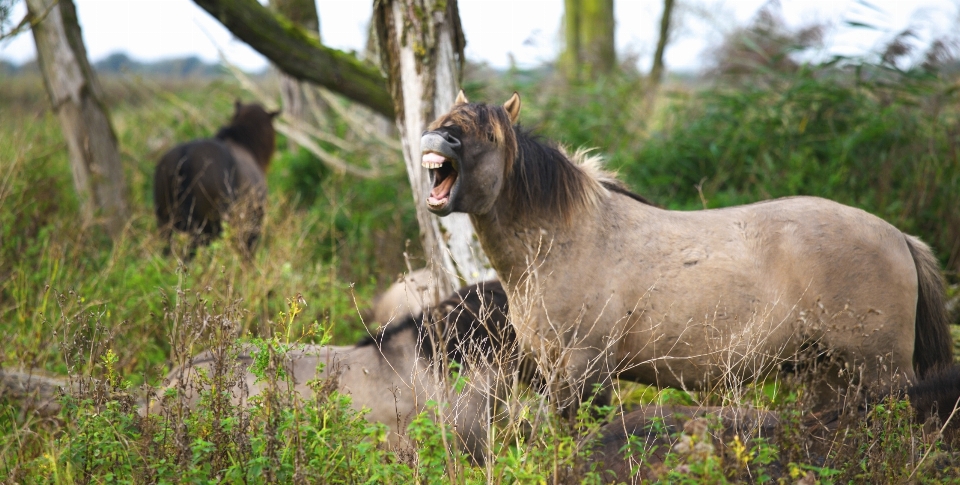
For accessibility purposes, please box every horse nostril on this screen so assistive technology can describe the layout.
[440,132,461,149]
[435,131,460,149]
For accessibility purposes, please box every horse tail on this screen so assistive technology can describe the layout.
[906,364,960,438]
[0,368,73,416]
[173,145,198,225]
[905,234,953,378]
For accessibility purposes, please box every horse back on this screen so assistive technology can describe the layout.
[624,195,919,313]
[573,195,922,386]
[224,139,267,198]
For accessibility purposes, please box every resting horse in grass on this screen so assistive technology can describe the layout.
[151,281,516,464]
[154,101,278,257]
[420,91,952,413]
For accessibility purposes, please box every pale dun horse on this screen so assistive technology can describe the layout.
[150,281,516,465]
[419,90,952,413]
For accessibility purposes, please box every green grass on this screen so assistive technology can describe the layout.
[1,59,959,483]
[0,75,417,380]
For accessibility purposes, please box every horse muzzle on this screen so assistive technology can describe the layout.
[420,131,461,166]
[421,131,462,215]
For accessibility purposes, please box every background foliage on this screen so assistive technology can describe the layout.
[1,10,959,480]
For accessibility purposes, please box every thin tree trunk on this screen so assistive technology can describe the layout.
[26,0,128,238]
[271,0,321,149]
[580,0,615,75]
[561,0,581,82]
[561,0,616,81]
[374,0,492,298]
[649,0,675,87]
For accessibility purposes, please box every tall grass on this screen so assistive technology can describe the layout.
[1,47,959,481]
[0,75,417,381]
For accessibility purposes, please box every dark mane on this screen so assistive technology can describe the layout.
[354,311,420,349]
[509,131,657,220]
[356,281,513,369]
[501,128,604,223]
[601,180,657,206]
[215,103,277,169]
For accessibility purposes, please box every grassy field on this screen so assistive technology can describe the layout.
[1,58,959,483]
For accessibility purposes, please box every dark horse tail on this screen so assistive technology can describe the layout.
[905,234,953,378]
[172,145,198,229]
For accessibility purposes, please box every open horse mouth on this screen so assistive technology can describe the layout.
[421,130,463,214]
[423,152,459,210]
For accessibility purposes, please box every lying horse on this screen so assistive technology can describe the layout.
[154,101,279,256]
[588,365,960,483]
[419,91,952,413]
[151,280,516,464]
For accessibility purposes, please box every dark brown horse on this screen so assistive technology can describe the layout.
[154,101,278,256]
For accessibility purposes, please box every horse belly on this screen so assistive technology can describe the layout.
[615,298,801,389]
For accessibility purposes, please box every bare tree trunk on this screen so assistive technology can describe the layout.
[649,0,675,87]
[561,0,616,81]
[27,0,128,238]
[374,0,492,297]
[561,0,581,82]
[271,0,321,149]
[580,0,616,75]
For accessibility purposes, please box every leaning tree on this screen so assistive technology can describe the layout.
[269,0,320,147]
[25,0,129,238]
[371,0,492,296]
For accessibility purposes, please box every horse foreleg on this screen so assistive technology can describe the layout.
[553,348,615,422]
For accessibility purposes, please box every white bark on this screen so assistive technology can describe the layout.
[376,0,493,297]
[27,0,128,238]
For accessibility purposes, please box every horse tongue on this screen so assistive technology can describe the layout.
[430,174,455,199]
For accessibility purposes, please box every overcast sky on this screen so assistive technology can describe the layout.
[1,0,958,73]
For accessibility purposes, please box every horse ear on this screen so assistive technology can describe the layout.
[269,110,281,119]
[234,99,242,112]
[503,92,521,124]
[454,89,469,106]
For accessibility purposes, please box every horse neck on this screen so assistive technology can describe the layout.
[472,175,656,297]
[223,140,258,169]
[217,127,272,171]
[470,198,597,292]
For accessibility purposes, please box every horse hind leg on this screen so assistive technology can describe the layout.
[242,229,261,260]
[184,220,221,261]
[157,221,174,257]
